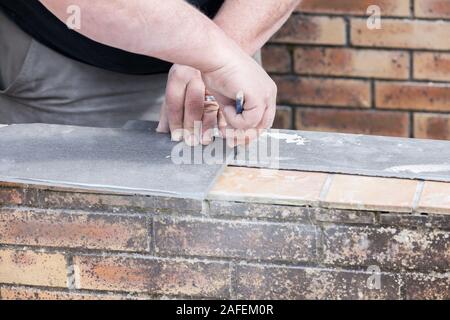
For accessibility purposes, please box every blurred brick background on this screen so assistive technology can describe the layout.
[263,0,450,140]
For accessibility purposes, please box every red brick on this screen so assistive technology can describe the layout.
[0,249,66,287]
[37,189,202,214]
[154,216,316,263]
[376,81,450,112]
[73,255,230,298]
[324,175,418,213]
[209,167,327,206]
[294,47,409,79]
[351,18,450,50]
[296,108,410,137]
[297,0,410,16]
[322,225,450,271]
[0,208,149,252]
[414,52,450,82]
[274,75,371,108]
[415,0,450,18]
[271,15,346,45]
[208,200,312,222]
[261,45,291,73]
[236,264,401,299]
[404,273,450,299]
[273,106,293,129]
[0,286,130,300]
[414,113,450,140]
[0,188,26,206]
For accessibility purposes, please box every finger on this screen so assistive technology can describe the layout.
[183,78,205,146]
[204,88,234,109]
[257,104,276,129]
[222,97,265,130]
[218,109,227,138]
[156,101,170,133]
[202,100,219,145]
[165,74,187,141]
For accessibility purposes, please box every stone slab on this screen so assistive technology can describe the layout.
[236,130,450,182]
[0,123,232,199]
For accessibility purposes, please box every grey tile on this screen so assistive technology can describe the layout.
[0,123,232,199]
[236,129,450,182]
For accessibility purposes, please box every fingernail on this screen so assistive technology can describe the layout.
[171,130,183,142]
[202,129,215,145]
[202,134,212,145]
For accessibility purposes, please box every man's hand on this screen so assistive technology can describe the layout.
[158,53,276,147]
[203,51,277,133]
[157,64,225,146]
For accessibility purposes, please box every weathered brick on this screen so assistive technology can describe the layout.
[273,106,293,129]
[297,0,410,16]
[0,249,66,287]
[295,108,410,137]
[235,264,401,300]
[376,81,450,112]
[315,208,377,225]
[275,76,371,107]
[73,255,230,298]
[322,225,450,271]
[403,273,450,299]
[36,189,202,214]
[272,15,346,45]
[294,47,409,79]
[0,187,27,206]
[208,200,312,222]
[414,52,450,82]
[154,217,316,263]
[262,45,291,73]
[0,208,149,252]
[380,213,450,231]
[351,18,450,50]
[415,0,450,19]
[0,286,131,300]
[414,113,450,140]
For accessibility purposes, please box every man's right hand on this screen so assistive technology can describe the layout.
[158,50,277,146]
[202,51,278,134]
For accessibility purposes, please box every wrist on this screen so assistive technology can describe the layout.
[195,23,245,73]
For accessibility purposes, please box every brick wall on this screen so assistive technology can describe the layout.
[1,169,450,300]
[264,0,450,140]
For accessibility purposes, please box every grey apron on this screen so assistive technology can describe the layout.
[0,10,166,128]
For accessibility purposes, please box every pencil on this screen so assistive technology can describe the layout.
[236,91,244,114]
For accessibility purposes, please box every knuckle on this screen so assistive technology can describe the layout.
[270,81,277,95]
[166,101,183,113]
[245,115,261,128]
[169,68,187,82]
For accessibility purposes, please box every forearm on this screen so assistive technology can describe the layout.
[39,0,240,72]
[214,0,301,55]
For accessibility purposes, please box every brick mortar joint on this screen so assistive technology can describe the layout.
[4,194,450,224]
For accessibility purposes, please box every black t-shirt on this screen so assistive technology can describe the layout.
[0,0,224,75]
